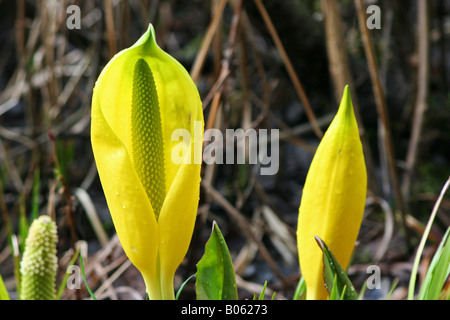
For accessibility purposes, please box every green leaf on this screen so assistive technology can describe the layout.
[418,227,450,300]
[0,274,10,300]
[253,280,275,300]
[56,248,80,300]
[315,236,358,300]
[409,177,450,299]
[195,221,238,300]
[292,276,306,300]
[18,195,29,254]
[80,255,97,300]
[176,274,196,300]
[328,274,339,300]
[31,169,40,221]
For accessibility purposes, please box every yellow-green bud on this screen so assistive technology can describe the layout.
[20,215,58,300]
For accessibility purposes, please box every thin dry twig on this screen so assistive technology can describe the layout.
[201,180,288,285]
[190,0,228,83]
[354,0,409,244]
[253,0,323,139]
[104,0,117,57]
[402,0,429,203]
[320,0,379,195]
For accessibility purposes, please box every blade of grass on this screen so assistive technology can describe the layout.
[11,235,21,298]
[292,276,306,300]
[175,274,196,300]
[18,195,29,254]
[329,275,339,300]
[358,280,368,300]
[56,248,80,300]
[79,254,97,300]
[385,277,399,300]
[0,274,10,300]
[31,169,40,221]
[408,176,450,299]
[258,281,268,300]
[418,227,450,300]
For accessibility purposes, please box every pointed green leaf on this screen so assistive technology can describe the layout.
[0,274,10,300]
[80,255,97,300]
[315,236,358,300]
[418,227,450,300]
[196,221,238,300]
[329,274,339,300]
[293,276,306,300]
[176,274,196,300]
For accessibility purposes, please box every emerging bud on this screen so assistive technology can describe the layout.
[297,86,367,300]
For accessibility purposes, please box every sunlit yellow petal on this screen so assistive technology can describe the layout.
[91,78,159,281]
[158,112,203,299]
[297,86,367,300]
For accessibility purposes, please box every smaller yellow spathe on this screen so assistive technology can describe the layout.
[91,24,204,300]
[297,86,367,300]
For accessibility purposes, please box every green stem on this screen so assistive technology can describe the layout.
[408,176,450,300]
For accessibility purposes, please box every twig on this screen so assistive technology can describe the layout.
[48,131,77,249]
[201,180,288,285]
[201,0,242,110]
[253,0,323,138]
[190,0,228,83]
[354,0,409,244]
[402,0,429,203]
[320,0,379,195]
[74,188,109,248]
[408,176,450,300]
[15,0,25,59]
[104,0,117,57]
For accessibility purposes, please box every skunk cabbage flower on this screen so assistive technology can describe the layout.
[91,24,204,300]
[20,215,58,300]
[297,86,367,300]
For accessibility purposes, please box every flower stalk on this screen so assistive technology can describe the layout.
[20,215,58,300]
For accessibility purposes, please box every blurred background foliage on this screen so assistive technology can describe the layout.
[0,0,448,299]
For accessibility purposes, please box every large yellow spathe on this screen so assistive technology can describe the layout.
[297,86,367,300]
[91,24,203,300]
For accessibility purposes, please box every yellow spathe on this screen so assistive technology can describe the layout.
[297,86,367,300]
[91,24,203,300]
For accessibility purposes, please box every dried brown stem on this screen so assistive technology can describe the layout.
[190,0,228,83]
[321,0,379,195]
[201,180,288,285]
[104,0,117,57]
[354,0,409,243]
[253,0,323,138]
[402,0,429,203]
